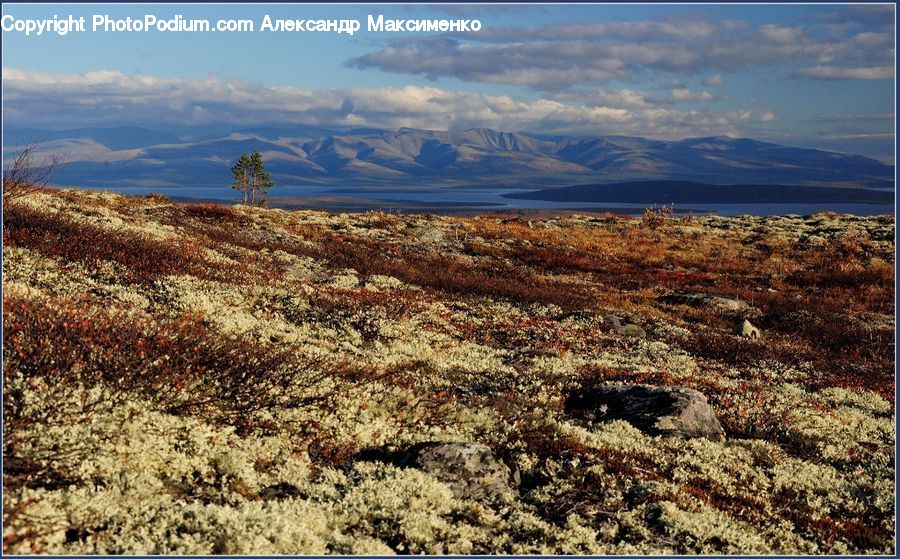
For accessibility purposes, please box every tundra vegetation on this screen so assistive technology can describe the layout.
[2,187,895,555]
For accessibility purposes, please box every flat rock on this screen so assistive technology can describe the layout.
[557,310,596,323]
[615,323,647,339]
[603,314,646,338]
[602,314,623,328]
[565,384,725,441]
[406,225,445,243]
[259,482,303,501]
[403,442,517,501]
[735,319,761,339]
[658,293,749,313]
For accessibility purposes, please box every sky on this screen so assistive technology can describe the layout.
[1,3,895,162]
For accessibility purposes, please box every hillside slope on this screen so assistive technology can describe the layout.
[2,189,895,554]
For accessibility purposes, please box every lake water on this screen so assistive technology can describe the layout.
[78,184,896,217]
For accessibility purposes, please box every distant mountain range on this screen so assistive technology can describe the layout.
[3,125,894,190]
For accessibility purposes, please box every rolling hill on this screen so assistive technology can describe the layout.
[5,126,893,190]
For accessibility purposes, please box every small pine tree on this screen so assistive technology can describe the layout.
[248,151,274,207]
[231,153,252,205]
[231,150,274,206]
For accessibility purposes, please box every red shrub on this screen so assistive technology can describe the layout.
[512,245,609,274]
[652,269,715,285]
[1,295,350,455]
[2,204,230,283]
[304,234,597,310]
[181,203,242,223]
[674,333,767,366]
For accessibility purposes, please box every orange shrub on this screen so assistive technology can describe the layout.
[181,203,242,223]
[2,204,228,283]
[2,295,347,442]
[303,234,597,310]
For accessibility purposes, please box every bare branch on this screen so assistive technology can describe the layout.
[3,143,62,202]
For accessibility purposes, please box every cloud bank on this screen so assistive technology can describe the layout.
[2,68,779,139]
[347,12,894,90]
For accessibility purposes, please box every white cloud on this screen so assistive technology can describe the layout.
[703,74,725,87]
[548,88,665,109]
[2,68,781,140]
[758,24,805,44]
[819,132,894,140]
[810,113,894,122]
[795,65,894,80]
[347,10,894,90]
[671,88,716,102]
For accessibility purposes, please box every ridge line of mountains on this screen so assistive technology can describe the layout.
[3,125,894,190]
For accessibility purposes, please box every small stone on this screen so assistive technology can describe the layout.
[658,293,749,313]
[259,482,302,501]
[735,319,761,339]
[407,225,445,243]
[557,310,596,323]
[404,442,517,502]
[565,384,725,441]
[602,314,623,328]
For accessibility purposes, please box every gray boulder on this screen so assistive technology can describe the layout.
[404,442,518,501]
[604,314,646,338]
[565,384,725,441]
[406,225,445,244]
[259,482,302,501]
[658,293,749,313]
[615,323,647,339]
[557,310,596,323]
[735,319,761,339]
[602,314,623,328]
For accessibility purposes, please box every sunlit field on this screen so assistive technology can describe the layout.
[3,188,895,554]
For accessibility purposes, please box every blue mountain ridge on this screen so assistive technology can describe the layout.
[4,125,893,190]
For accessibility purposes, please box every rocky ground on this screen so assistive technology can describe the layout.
[2,188,895,554]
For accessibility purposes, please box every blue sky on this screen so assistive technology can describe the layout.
[2,3,895,161]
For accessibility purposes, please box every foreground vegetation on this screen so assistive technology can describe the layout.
[2,188,895,554]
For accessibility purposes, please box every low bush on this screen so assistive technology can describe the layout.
[181,203,242,223]
[2,204,226,284]
[305,234,597,310]
[145,192,171,203]
[641,204,674,230]
[511,245,609,275]
[2,294,369,488]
